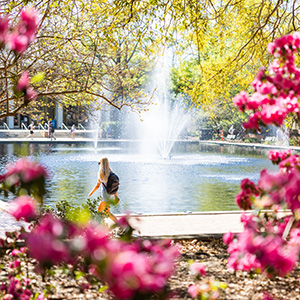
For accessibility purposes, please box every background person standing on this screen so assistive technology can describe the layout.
[27,122,35,139]
[71,124,76,139]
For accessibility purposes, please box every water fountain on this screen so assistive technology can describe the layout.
[90,107,102,149]
[133,50,190,158]
[275,126,289,147]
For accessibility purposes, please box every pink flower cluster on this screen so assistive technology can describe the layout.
[4,158,48,185]
[1,249,44,300]
[188,263,225,299]
[233,32,300,130]
[235,151,300,212]
[1,158,48,201]
[225,224,300,277]
[189,262,206,277]
[8,195,37,222]
[23,213,180,299]
[102,239,179,299]
[16,71,37,102]
[25,214,72,270]
[0,276,44,300]
[0,8,39,103]
[258,164,300,213]
[0,8,38,54]
[226,149,300,277]
[235,178,259,210]
[268,149,292,165]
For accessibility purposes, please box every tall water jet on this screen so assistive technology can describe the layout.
[135,50,190,158]
[275,126,289,147]
[89,105,102,149]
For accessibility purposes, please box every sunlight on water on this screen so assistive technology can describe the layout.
[0,143,280,214]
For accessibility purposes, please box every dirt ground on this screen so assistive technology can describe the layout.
[1,238,300,299]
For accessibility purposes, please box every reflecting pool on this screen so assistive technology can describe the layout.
[0,142,281,214]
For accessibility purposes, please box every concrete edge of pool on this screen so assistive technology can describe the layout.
[0,136,300,152]
[0,200,290,239]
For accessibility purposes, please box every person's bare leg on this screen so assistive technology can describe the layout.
[108,212,118,223]
[98,201,118,223]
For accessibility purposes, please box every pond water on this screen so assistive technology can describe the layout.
[0,142,281,214]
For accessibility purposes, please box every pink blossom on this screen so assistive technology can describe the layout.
[6,33,29,53]
[188,284,199,298]
[268,150,292,165]
[5,158,48,183]
[3,8,38,54]
[79,223,109,254]
[11,249,21,257]
[19,8,38,43]
[241,178,259,195]
[236,190,253,210]
[246,93,270,110]
[278,154,300,172]
[284,171,300,212]
[258,169,287,193]
[267,42,276,54]
[251,68,266,90]
[260,104,286,126]
[26,233,70,266]
[242,112,261,130]
[25,216,71,267]
[190,262,206,276]
[229,31,300,281]
[257,82,277,95]
[9,259,20,269]
[233,91,249,112]
[0,16,9,44]
[20,247,27,254]
[223,232,233,245]
[235,178,259,210]
[34,214,64,237]
[289,228,300,246]
[262,292,275,300]
[24,87,38,102]
[117,214,131,228]
[96,236,179,298]
[8,196,37,222]
[106,250,147,298]
[16,71,30,92]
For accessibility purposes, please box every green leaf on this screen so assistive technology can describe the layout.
[66,207,91,225]
[30,72,45,84]
[98,285,108,292]
[75,270,85,280]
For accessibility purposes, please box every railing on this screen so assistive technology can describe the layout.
[61,123,69,130]
[21,123,28,130]
[78,123,86,130]
[38,123,46,131]
[44,123,49,129]
[3,122,10,130]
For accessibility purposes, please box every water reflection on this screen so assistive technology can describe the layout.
[0,142,280,214]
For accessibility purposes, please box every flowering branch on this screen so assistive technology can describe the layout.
[225,32,300,278]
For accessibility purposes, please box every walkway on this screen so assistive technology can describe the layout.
[127,211,246,239]
[0,199,245,239]
[0,201,291,240]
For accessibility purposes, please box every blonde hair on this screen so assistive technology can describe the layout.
[98,157,110,182]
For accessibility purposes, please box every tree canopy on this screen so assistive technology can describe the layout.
[167,0,300,119]
[0,0,163,119]
[1,0,299,121]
